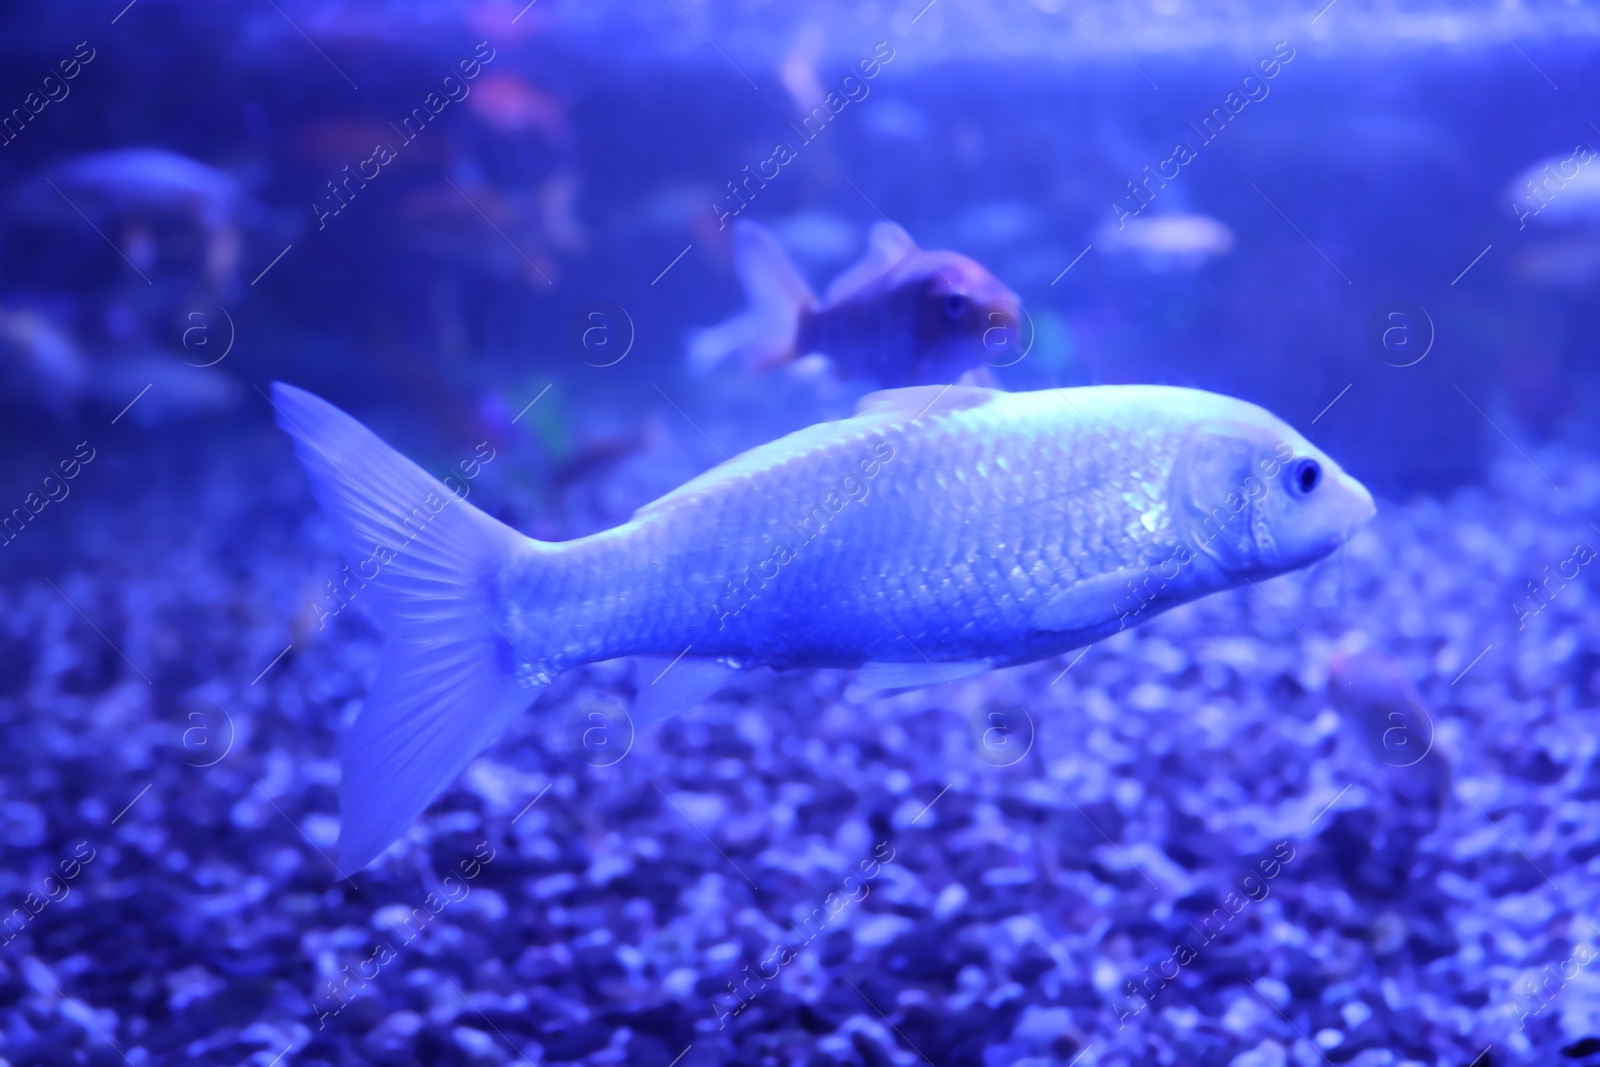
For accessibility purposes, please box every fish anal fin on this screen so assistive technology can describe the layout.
[846,659,992,701]
[633,657,741,728]
[344,648,538,870]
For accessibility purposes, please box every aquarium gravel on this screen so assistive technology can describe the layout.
[2,423,1597,1067]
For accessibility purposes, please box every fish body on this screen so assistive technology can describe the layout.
[273,382,1375,868]
[690,219,1021,386]
[503,387,1363,672]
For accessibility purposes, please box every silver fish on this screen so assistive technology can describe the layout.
[273,382,1375,868]
[689,219,1022,386]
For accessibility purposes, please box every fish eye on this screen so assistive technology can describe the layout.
[1290,458,1321,495]
[943,294,969,319]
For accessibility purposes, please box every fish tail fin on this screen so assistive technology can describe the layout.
[688,219,814,375]
[271,382,545,871]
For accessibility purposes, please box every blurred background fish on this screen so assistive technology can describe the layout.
[1508,150,1600,286]
[0,303,239,422]
[392,168,582,288]
[0,304,87,418]
[1498,147,1600,437]
[469,73,570,146]
[1095,212,1234,271]
[1328,644,1454,830]
[1,148,246,420]
[20,147,243,293]
[690,218,1022,386]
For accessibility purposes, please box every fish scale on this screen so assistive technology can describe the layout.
[506,389,1202,671]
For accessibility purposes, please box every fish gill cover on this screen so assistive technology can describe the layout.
[0,2,1597,1066]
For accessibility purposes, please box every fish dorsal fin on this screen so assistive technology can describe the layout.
[854,384,999,421]
[631,387,997,522]
[630,417,842,520]
[824,221,920,303]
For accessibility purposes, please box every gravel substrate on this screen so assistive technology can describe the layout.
[1,415,1598,1067]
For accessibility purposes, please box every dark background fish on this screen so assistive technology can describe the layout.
[690,218,1023,386]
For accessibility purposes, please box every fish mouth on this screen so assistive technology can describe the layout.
[1339,477,1378,540]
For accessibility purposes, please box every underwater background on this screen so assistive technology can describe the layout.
[2,1,1600,1064]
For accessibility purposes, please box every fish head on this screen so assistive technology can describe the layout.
[1172,405,1375,580]
[912,252,1022,365]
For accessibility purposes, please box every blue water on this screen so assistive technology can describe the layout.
[1,3,1598,1065]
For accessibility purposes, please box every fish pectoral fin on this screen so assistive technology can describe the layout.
[846,659,993,702]
[1032,569,1148,633]
[854,384,999,421]
[632,657,742,728]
